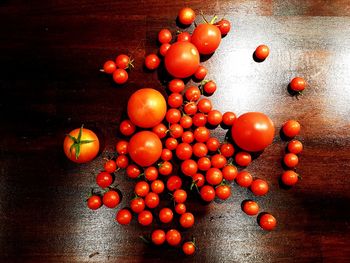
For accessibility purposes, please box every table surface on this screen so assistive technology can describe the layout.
[1,0,350,262]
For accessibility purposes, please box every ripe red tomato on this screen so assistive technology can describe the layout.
[222,165,238,181]
[177,32,191,42]
[161,148,173,161]
[197,98,212,113]
[168,79,185,93]
[103,190,120,208]
[158,161,173,176]
[206,168,223,185]
[116,209,132,225]
[103,60,116,74]
[170,123,184,138]
[178,7,195,25]
[235,171,253,188]
[203,81,217,95]
[120,119,136,136]
[191,24,222,55]
[128,131,162,167]
[138,210,153,226]
[183,241,196,255]
[197,157,211,171]
[152,229,166,245]
[206,137,220,152]
[215,19,231,35]
[290,77,306,92]
[194,127,210,142]
[222,112,236,126]
[168,93,183,108]
[242,200,259,216]
[130,197,145,213]
[185,86,201,102]
[182,131,194,144]
[287,140,303,154]
[135,181,150,197]
[166,108,182,124]
[250,179,269,196]
[181,159,198,176]
[159,43,171,56]
[211,154,227,169]
[176,143,193,160]
[145,54,160,70]
[200,185,215,202]
[194,65,207,80]
[166,229,182,246]
[144,166,158,180]
[173,189,187,203]
[165,137,178,150]
[158,29,172,44]
[113,68,128,84]
[215,185,231,200]
[145,192,160,209]
[175,203,187,214]
[232,112,275,152]
[282,120,301,138]
[284,153,299,168]
[184,102,198,115]
[165,42,200,78]
[127,88,166,128]
[96,172,113,188]
[104,160,117,173]
[281,170,299,186]
[151,180,165,194]
[192,142,208,158]
[235,152,252,167]
[207,110,222,126]
[180,212,194,228]
[192,113,207,127]
[220,143,234,158]
[255,45,269,60]
[116,155,129,168]
[192,173,205,187]
[116,140,128,155]
[115,54,132,69]
[159,207,173,223]
[126,164,141,179]
[63,126,99,163]
[259,213,277,231]
[87,195,102,210]
[167,175,182,191]
[152,123,168,139]
[180,115,193,129]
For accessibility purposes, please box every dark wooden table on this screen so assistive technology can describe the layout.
[1,1,350,262]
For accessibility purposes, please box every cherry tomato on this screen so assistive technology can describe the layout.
[166,229,182,246]
[242,200,259,216]
[192,113,207,127]
[197,98,212,113]
[145,166,160,181]
[232,112,275,152]
[135,181,150,197]
[206,137,220,152]
[284,153,299,168]
[178,7,195,25]
[63,126,99,163]
[180,115,193,129]
[158,29,172,44]
[120,119,136,136]
[183,102,198,115]
[222,165,238,181]
[152,229,166,245]
[254,45,269,60]
[116,155,129,169]
[168,93,183,108]
[103,190,120,208]
[185,86,201,102]
[165,42,200,78]
[145,54,160,70]
[192,173,205,187]
[103,60,116,74]
[116,209,132,225]
[130,197,145,213]
[203,80,217,95]
[128,131,162,167]
[290,77,306,92]
[281,170,299,186]
[138,210,153,226]
[180,159,197,176]
[222,112,236,126]
[116,140,128,155]
[87,195,102,210]
[180,212,194,228]
[197,157,211,171]
[113,68,128,84]
[215,185,231,200]
[287,140,303,154]
[167,175,182,191]
[158,161,173,176]
[206,168,223,185]
[282,120,300,138]
[194,127,210,142]
[215,19,231,35]
[168,79,185,93]
[207,110,222,126]
[194,65,207,80]
[127,88,166,128]
[183,241,196,255]
[169,123,183,138]
[161,148,173,161]
[235,152,252,167]
[159,43,171,56]
[191,24,222,55]
[152,123,168,139]
[235,171,253,188]
[115,54,132,69]
[192,142,208,158]
[175,203,187,214]
[173,189,187,203]
[165,137,178,150]
[200,185,215,202]
[176,143,193,160]
[96,171,113,188]
[259,213,277,231]
[211,154,227,169]
[159,207,174,223]
[182,131,194,144]
[104,160,117,173]
[145,192,160,209]
[126,164,141,179]
[166,108,182,124]
[151,179,165,194]
[250,179,269,196]
[220,143,235,158]
[177,32,191,42]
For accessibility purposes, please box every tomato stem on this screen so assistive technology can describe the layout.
[210,15,218,24]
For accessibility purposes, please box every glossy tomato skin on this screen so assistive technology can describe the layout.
[103,190,120,208]
[138,210,153,226]
[128,131,162,167]
[120,119,136,136]
[175,203,186,214]
[87,195,102,210]
[177,32,191,42]
[165,42,200,78]
[222,165,238,181]
[180,212,194,228]
[166,229,182,246]
[116,209,132,225]
[178,7,195,25]
[151,180,165,194]
[167,175,182,191]
[127,88,166,128]
[282,120,300,138]
[232,112,275,152]
[152,229,166,245]
[145,54,160,70]
[284,153,299,168]
[215,19,231,35]
[159,207,174,223]
[103,60,116,74]
[250,179,269,196]
[215,185,231,200]
[200,185,215,202]
[158,29,172,44]
[287,140,303,154]
[130,197,145,213]
[259,213,277,231]
[63,127,99,163]
[191,24,222,55]
[113,69,128,84]
[96,172,113,188]
[235,152,252,167]
[206,168,223,185]
[235,171,253,188]
[183,242,196,255]
[159,43,171,56]
[144,166,158,182]
[290,77,306,92]
[181,159,198,176]
[255,45,269,60]
[242,200,259,216]
[281,170,299,186]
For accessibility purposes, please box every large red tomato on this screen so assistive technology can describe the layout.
[191,24,221,55]
[164,42,200,78]
[128,131,162,167]
[127,88,166,128]
[232,112,275,152]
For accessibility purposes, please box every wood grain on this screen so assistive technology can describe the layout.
[1,1,350,262]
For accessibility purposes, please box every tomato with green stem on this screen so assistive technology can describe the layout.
[192,173,205,188]
[215,19,231,35]
[115,54,133,69]
[158,161,173,176]
[152,123,168,139]
[191,21,222,55]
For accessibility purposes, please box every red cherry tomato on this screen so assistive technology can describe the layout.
[242,200,259,216]
[235,152,252,167]
[290,77,306,92]
[206,168,223,185]
[161,148,173,161]
[115,54,132,69]
[284,153,299,168]
[180,212,194,228]
[178,7,195,25]
[116,155,129,169]
[112,68,128,84]
[158,29,172,44]
[220,143,235,158]
[103,60,116,74]
[180,115,193,129]
[145,54,160,70]
[104,160,117,173]
[116,209,132,225]
[207,110,222,126]
[120,119,136,136]
[282,120,300,138]
[203,80,217,95]
[194,127,210,142]
[145,192,160,209]
[182,131,194,144]
[192,173,205,187]
[135,181,150,197]
[96,171,113,188]
[152,123,168,139]
[250,179,269,196]
[166,229,182,246]
[287,140,303,154]
[206,137,220,152]
[168,93,183,108]
[159,43,171,56]
[138,210,153,226]
[200,185,215,202]
[151,179,165,194]
[126,164,141,179]
[183,241,196,255]
[130,197,145,213]
[173,189,187,203]
[175,203,187,214]
[255,45,269,60]
[259,213,277,231]
[211,154,227,169]
[159,207,174,223]
[152,229,166,245]
[167,175,182,191]
[192,142,208,158]
[103,190,120,208]
[169,124,183,139]
[158,161,173,176]
[222,165,238,181]
[281,170,299,186]
[185,86,201,102]
[194,65,207,80]
[197,157,211,171]
[176,142,193,160]
[191,24,222,55]
[87,195,102,210]
[235,171,253,188]
[165,137,178,150]
[183,102,198,116]
[144,167,158,181]
[192,113,207,127]
[197,98,212,113]
[222,112,236,126]
[116,140,128,155]
[168,79,185,93]
[215,19,231,35]
[166,108,182,124]
[181,159,198,176]
[215,185,231,200]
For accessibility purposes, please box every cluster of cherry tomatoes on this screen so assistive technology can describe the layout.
[102,54,134,84]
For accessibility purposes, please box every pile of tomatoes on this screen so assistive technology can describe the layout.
[63,7,307,256]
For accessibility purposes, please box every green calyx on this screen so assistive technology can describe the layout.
[67,124,95,160]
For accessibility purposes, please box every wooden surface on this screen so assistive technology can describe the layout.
[1,1,350,262]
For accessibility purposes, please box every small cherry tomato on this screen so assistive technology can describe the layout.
[116,209,132,225]
[165,137,178,150]
[168,93,183,108]
[173,189,187,203]
[207,110,222,126]
[192,142,208,158]
[242,200,259,216]
[235,171,253,188]
[194,127,210,142]
[254,45,269,61]
[215,185,231,200]
[96,172,113,188]
[145,192,160,209]
[181,159,198,176]
[158,161,173,176]
[116,140,128,155]
[159,207,174,223]
[197,98,212,113]
[158,29,172,44]
[169,123,183,138]
[220,143,235,158]
[197,157,211,171]
[169,79,185,93]
[206,168,223,185]
[287,140,303,154]
[116,155,129,168]
[259,213,277,231]
[167,175,182,191]
[185,86,201,102]
[178,7,195,25]
[222,112,236,126]
[159,43,171,56]
[183,241,196,255]
[211,154,227,169]
[215,19,231,35]
[151,179,165,194]
[145,54,160,70]
[115,54,132,69]
[203,80,217,95]
[250,179,269,196]
[135,181,150,197]
[126,164,141,179]
[222,165,238,181]
[104,160,117,173]
[152,229,166,245]
[120,119,136,136]
[180,115,193,129]
[192,173,205,187]
[177,32,191,42]
[284,153,299,168]
[87,195,102,210]
[200,185,215,202]
[103,190,120,208]
[281,170,299,186]
[166,229,182,246]
[180,212,194,228]
[182,131,194,144]
[130,197,145,213]
[290,77,306,92]
[152,123,168,139]
[183,102,198,116]
[176,142,193,160]
[235,152,252,167]
[113,68,128,84]
[138,210,153,226]
[175,203,187,214]
[282,120,301,138]
[192,113,207,127]
[206,137,220,152]
[103,60,116,74]
[161,148,173,161]
[194,65,207,80]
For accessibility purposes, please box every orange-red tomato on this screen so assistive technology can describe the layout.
[128,131,162,167]
[165,42,200,78]
[232,112,275,152]
[282,120,301,138]
[255,45,269,60]
[287,140,303,154]
[281,170,299,186]
[178,7,195,25]
[63,126,99,163]
[166,229,182,246]
[152,229,166,245]
[259,213,277,231]
[290,77,306,92]
[182,241,196,255]
[242,200,259,216]
[191,24,222,55]
[250,179,269,196]
[283,153,299,168]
